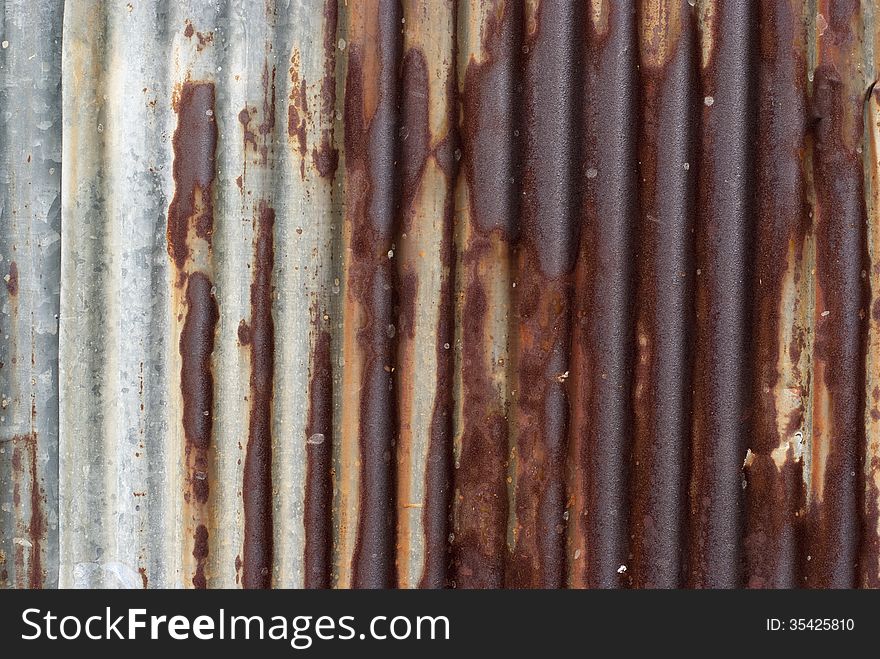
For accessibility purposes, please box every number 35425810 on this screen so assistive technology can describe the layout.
[766,618,855,631]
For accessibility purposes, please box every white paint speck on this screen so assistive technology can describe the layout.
[617,565,627,574]
[586,167,598,179]
[821,310,830,317]
[338,38,346,51]
[307,433,325,445]
[704,96,714,107]
[683,162,690,171]
[1,41,8,49]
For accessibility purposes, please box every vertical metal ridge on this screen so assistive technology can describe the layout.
[60,0,122,588]
[289,0,339,591]
[863,0,880,589]
[451,0,520,589]
[567,0,638,589]
[166,1,224,591]
[206,0,251,590]
[231,4,277,592]
[508,0,580,588]
[336,0,403,589]
[745,0,810,589]
[630,0,697,590]
[688,0,757,588]
[396,0,457,589]
[0,0,62,589]
[806,0,868,588]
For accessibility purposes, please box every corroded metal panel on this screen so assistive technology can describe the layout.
[4,0,880,589]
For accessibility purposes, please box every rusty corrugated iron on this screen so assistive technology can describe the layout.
[5,0,880,589]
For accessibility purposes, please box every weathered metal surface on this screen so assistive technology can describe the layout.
[0,0,62,589]
[6,0,880,589]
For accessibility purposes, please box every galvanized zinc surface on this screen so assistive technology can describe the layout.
[3,0,880,588]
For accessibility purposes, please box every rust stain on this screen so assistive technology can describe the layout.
[629,0,696,590]
[452,0,520,590]
[314,0,339,180]
[744,0,810,589]
[9,434,45,588]
[805,0,868,588]
[507,0,579,589]
[569,0,638,589]
[304,324,332,589]
[192,524,209,589]
[167,82,216,272]
[183,19,213,51]
[242,200,275,589]
[179,273,218,508]
[5,261,19,296]
[240,63,277,168]
[168,80,219,590]
[396,4,458,585]
[287,50,309,177]
[340,0,402,588]
[688,0,756,588]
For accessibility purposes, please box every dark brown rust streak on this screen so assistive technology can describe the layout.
[192,524,209,589]
[808,0,867,589]
[168,81,218,589]
[688,1,756,588]
[168,82,217,272]
[10,435,45,588]
[744,0,808,589]
[344,0,402,589]
[508,0,579,589]
[452,0,522,589]
[242,201,275,589]
[304,324,332,589]
[313,0,339,180]
[630,0,697,590]
[179,275,218,543]
[240,65,278,589]
[568,0,637,589]
[302,3,339,588]
[6,261,19,296]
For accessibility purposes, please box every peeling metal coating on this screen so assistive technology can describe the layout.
[745,0,809,589]
[6,0,880,589]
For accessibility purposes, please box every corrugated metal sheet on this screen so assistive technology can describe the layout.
[4,0,880,589]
